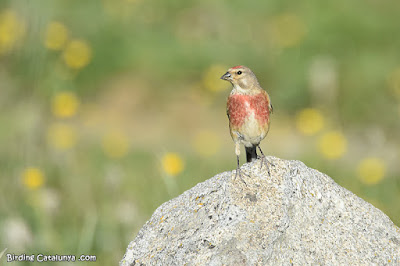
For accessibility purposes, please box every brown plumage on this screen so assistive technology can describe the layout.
[221,65,273,180]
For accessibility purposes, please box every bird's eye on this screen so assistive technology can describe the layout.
[237,71,242,75]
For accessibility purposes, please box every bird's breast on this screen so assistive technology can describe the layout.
[227,93,270,129]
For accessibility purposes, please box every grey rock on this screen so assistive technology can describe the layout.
[120,157,400,265]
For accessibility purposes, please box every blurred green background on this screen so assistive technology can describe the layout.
[1,0,399,264]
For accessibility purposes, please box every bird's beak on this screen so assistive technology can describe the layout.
[220,72,232,81]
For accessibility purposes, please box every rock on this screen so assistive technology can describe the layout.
[120,157,400,265]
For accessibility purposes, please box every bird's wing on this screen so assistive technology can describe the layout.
[262,90,273,114]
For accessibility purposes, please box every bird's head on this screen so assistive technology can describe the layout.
[220,65,260,91]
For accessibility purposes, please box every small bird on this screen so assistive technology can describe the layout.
[221,65,273,180]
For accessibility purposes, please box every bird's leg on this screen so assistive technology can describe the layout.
[258,146,273,176]
[234,155,248,185]
[233,143,247,184]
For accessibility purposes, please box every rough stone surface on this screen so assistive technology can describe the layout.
[120,157,400,265]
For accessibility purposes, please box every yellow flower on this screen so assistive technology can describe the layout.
[162,153,184,176]
[47,123,77,150]
[51,91,79,118]
[387,67,400,100]
[268,13,306,48]
[22,168,44,190]
[0,9,25,55]
[318,131,347,159]
[44,21,68,50]
[203,64,229,92]
[296,108,324,136]
[63,39,92,69]
[192,130,221,157]
[101,130,130,158]
[357,158,385,185]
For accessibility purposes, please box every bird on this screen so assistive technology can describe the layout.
[221,65,273,181]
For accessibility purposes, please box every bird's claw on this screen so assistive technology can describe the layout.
[233,168,248,185]
[259,155,274,176]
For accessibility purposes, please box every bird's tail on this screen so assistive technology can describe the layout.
[245,146,258,163]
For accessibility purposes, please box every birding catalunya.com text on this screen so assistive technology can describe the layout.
[6,253,97,262]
